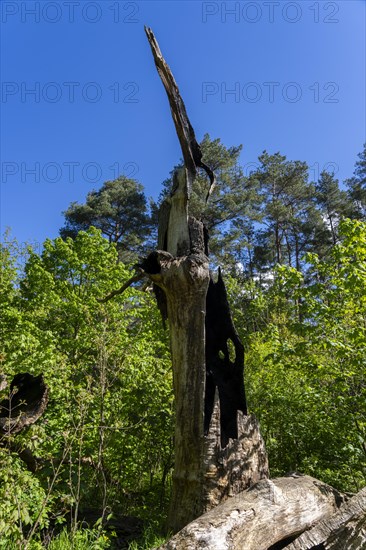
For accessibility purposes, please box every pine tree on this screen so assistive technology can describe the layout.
[315,170,350,246]
[60,176,152,262]
[346,144,366,219]
[251,152,316,272]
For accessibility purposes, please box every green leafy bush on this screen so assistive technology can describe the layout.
[0,450,48,547]
[235,219,366,492]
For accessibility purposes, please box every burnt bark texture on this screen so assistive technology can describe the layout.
[143,27,268,534]
[205,269,247,448]
[202,395,268,512]
[157,475,346,550]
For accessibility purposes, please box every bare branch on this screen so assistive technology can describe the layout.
[97,272,145,303]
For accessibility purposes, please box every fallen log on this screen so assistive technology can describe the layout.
[158,475,345,550]
[284,485,366,549]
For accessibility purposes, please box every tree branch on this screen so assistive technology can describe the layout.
[96,272,145,303]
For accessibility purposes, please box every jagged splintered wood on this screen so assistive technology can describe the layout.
[144,26,216,201]
[142,28,268,533]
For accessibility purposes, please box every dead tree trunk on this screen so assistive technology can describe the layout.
[143,28,268,533]
[142,248,209,533]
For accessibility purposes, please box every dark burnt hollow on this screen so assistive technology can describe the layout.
[0,373,48,434]
[138,251,162,275]
[204,269,247,448]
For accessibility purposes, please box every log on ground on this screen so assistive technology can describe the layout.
[284,485,366,549]
[158,474,345,550]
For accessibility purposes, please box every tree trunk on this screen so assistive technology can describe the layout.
[157,475,345,550]
[141,181,210,533]
[143,27,268,534]
[165,253,209,532]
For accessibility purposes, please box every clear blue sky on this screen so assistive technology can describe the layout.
[1,0,365,247]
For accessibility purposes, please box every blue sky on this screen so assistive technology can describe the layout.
[1,0,365,247]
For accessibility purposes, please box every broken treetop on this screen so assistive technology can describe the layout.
[144,26,215,200]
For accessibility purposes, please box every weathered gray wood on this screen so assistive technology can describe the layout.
[145,26,215,199]
[143,26,267,534]
[165,167,191,257]
[157,475,345,550]
[285,485,366,549]
[143,246,210,533]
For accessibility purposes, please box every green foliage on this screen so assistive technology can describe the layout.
[315,170,351,247]
[128,526,168,550]
[249,151,320,271]
[47,528,110,550]
[346,143,366,219]
[234,219,366,492]
[60,177,152,262]
[0,229,172,545]
[0,450,48,547]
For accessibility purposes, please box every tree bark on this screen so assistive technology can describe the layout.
[143,27,268,534]
[202,396,268,512]
[284,485,366,549]
[157,475,345,550]
[142,248,210,533]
